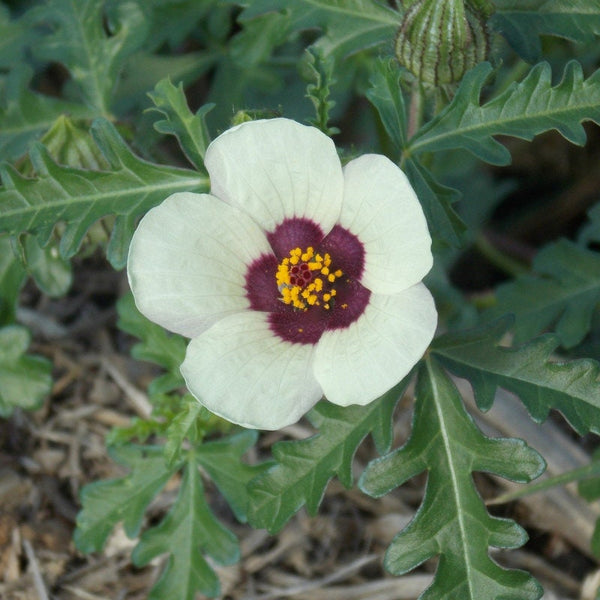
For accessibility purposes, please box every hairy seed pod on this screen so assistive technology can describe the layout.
[395,0,489,85]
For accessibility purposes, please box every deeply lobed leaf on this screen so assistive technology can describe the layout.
[403,157,466,248]
[486,239,600,348]
[360,358,544,600]
[76,441,255,599]
[366,59,407,154]
[28,0,148,115]
[196,430,272,523]
[117,292,186,387]
[0,118,209,269]
[0,68,96,162]
[432,318,600,436]
[74,445,178,553]
[305,48,340,136]
[408,61,600,165]
[247,382,403,533]
[231,0,400,58]
[147,78,214,170]
[492,0,600,63]
[132,454,239,600]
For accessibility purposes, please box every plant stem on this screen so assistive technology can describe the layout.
[407,81,422,139]
[487,460,600,506]
[474,233,529,277]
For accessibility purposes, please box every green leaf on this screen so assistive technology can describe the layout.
[117,292,186,391]
[0,5,39,69]
[29,0,148,115]
[305,48,339,136]
[10,113,118,296]
[197,430,272,522]
[74,445,178,553]
[17,235,72,298]
[492,0,600,63]
[0,324,52,417]
[0,118,209,269]
[119,0,217,51]
[0,68,96,162]
[34,114,111,172]
[132,454,239,600]
[0,236,26,325]
[432,318,600,435]
[366,58,408,154]
[114,51,216,114]
[232,0,401,58]
[365,60,465,247]
[408,61,600,166]
[360,358,544,600]
[148,78,214,170]
[486,239,600,348]
[230,9,291,68]
[578,201,600,248]
[164,396,204,466]
[424,263,478,331]
[247,382,403,533]
[403,157,466,247]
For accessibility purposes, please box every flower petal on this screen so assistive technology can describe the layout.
[181,311,322,430]
[313,284,437,407]
[205,118,344,234]
[339,154,433,294]
[127,192,271,338]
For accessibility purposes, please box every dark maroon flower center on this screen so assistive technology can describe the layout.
[245,217,370,344]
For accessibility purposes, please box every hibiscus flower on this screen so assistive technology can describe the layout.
[127,118,437,430]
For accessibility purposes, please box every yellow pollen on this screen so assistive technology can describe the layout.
[301,247,314,261]
[276,246,343,311]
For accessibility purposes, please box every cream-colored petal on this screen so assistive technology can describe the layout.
[314,284,437,407]
[340,154,433,294]
[127,192,272,338]
[204,118,343,234]
[181,311,322,430]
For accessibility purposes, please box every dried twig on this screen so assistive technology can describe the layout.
[23,539,50,600]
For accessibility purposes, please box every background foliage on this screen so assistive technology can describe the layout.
[2,0,600,599]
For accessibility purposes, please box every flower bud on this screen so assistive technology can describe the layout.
[395,0,489,85]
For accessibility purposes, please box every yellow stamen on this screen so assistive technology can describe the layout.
[276,246,343,312]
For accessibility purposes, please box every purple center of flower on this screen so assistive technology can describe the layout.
[245,217,370,344]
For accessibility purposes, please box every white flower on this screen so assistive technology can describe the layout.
[127,118,437,430]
